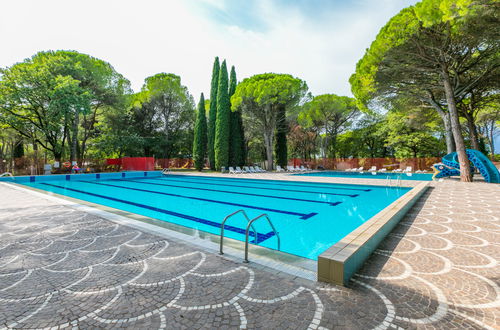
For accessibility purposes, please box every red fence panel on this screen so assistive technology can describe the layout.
[106,158,122,165]
[155,158,193,169]
[121,157,154,171]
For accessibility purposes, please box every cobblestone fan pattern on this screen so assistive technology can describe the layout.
[0,180,498,329]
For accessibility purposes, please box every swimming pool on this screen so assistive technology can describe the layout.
[296,171,433,181]
[15,173,410,260]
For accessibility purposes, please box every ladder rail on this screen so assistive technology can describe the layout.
[0,172,14,179]
[219,209,257,255]
[244,213,280,263]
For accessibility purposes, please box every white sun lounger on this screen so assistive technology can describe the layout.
[236,166,248,173]
[367,166,377,172]
[229,167,241,174]
[276,165,285,172]
[255,166,266,172]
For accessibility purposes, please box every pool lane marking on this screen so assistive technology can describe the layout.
[79,181,318,220]
[39,183,274,244]
[122,177,360,198]
[115,179,342,207]
[163,174,372,192]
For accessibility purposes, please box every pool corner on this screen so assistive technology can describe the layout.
[317,181,429,286]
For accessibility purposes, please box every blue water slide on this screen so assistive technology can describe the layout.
[466,149,500,183]
[434,149,499,183]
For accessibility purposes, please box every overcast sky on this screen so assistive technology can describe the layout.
[1,0,419,99]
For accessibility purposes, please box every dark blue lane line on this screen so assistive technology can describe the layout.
[81,181,318,220]
[113,178,342,207]
[40,183,274,244]
[164,174,372,192]
[120,177,360,198]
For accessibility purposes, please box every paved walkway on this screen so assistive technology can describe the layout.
[0,178,498,329]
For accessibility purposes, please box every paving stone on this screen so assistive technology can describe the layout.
[0,178,498,329]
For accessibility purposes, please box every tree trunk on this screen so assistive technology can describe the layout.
[487,122,495,159]
[442,113,455,154]
[70,108,79,164]
[442,69,472,182]
[464,114,480,151]
[263,131,274,171]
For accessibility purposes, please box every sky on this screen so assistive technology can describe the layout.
[0,0,419,99]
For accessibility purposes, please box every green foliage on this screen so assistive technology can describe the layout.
[228,66,244,166]
[231,73,308,169]
[298,94,359,158]
[208,57,220,170]
[0,50,130,161]
[214,60,230,170]
[193,93,208,171]
[129,73,195,158]
[380,110,446,158]
[349,0,499,181]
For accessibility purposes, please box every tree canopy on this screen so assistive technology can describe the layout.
[349,0,499,181]
[231,73,308,169]
[0,50,130,162]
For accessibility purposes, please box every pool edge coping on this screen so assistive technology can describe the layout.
[317,181,429,286]
[0,181,317,282]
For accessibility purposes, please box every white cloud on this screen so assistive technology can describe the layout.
[0,0,418,101]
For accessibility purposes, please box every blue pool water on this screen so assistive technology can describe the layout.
[17,173,410,260]
[296,171,433,181]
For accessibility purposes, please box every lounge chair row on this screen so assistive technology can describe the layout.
[276,165,312,172]
[346,166,428,173]
[227,166,266,174]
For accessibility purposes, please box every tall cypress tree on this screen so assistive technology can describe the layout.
[214,60,230,171]
[207,57,220,170]
[275,104,288,168]
[193,93,207,171]
[228,66,244,167]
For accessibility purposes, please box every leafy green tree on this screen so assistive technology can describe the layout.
[288,125,317,160]
[214,60,230,170]
[477,103,500,158]
[381,110,444,158]
[208,57,220,170]
[193,93,207,171]
[0,50,129,164]
[231,73,308,170]
[350,0,499,181]
[298,94,359,158]
[228,66,244,167]
[130,73,195,158]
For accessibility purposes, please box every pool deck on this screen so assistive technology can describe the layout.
[0,173,499,329]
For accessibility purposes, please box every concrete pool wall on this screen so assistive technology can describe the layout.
[317,181,429,285]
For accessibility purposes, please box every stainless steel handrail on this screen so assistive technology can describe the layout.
[219,209,257,255]
[243,213,280,263]
[0,172,14,180]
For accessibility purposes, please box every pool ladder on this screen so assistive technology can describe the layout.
[219,209,280,263]
[0,172,14,179]
[386,174,402,187]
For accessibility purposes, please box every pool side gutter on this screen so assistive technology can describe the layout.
[317,181,429,286]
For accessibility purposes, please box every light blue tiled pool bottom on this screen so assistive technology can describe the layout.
[9,172,410,260]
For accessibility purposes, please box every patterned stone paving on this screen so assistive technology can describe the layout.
[0,178,498,329]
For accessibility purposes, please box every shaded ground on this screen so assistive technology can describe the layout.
[0,178,498,329]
